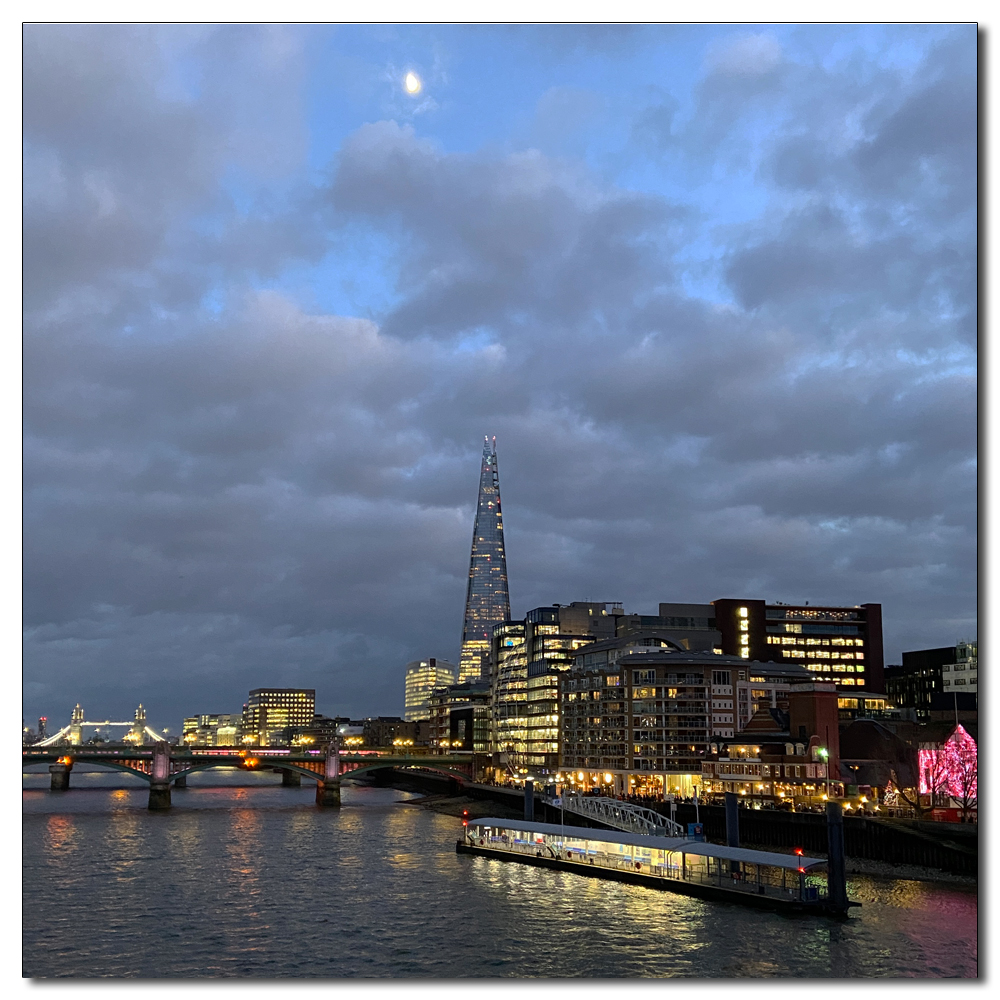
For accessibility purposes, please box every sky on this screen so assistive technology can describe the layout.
[22,23,977,733]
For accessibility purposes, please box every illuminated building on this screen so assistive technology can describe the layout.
[491,603,624,774]
[700,682,842,805]
[181,714,242,746]
[714,599,884,693]
[560,648,743,795]
[426,681,491,750]
[404,658,457,721]
[242,689,315,746]
[458,437,511,682]
[489,620,526,766]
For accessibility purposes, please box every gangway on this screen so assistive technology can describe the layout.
[551,792,685,838]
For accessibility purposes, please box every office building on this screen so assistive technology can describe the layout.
[885,642,977,715]
[404,658,457,721]
[942,640,977,696]
[181,713,242,746]
[713,599,884,693]
[242,689,315,746]
[362,717,418,748]
[426,681,491,751]
[492,601,739,773]
[490,603,625,774]
[458,437,511,682]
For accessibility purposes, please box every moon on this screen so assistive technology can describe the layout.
[404,72,422,95]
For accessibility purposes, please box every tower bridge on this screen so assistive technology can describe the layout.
[36,703,167,747]
[23,743,474,810]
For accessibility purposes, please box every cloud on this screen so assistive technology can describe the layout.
[705,33,783,77]
[22,26,976,730]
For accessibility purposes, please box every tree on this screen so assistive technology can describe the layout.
[918,743,952,809]
[944,726,978,822]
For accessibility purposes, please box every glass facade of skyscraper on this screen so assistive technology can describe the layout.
[404,658,457,721]
[458,437,511,682]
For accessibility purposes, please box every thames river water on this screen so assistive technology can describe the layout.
[22,768,978,978]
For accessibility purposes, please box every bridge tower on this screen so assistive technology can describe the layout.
[316,742,341,807]
[69,704,84,746]
[131,705,147,745]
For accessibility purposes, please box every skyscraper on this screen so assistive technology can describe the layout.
[404,657,458,721]
[459,437,511,682]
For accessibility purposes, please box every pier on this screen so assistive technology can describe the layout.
[457,814,858,918]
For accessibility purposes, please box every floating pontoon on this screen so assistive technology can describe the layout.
[457,817,857,917]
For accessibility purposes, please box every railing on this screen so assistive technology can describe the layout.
[553,793,685,838]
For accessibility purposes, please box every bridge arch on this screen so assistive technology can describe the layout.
[24,757,155,782]
[338,761,470,783]
[169,760,324,783]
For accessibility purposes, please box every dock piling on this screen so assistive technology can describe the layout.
[825,801,849,911]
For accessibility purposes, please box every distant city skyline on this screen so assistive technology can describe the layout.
[23,24,976,730]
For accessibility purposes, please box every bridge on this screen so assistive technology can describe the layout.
[35,703,167,747]
[22,744,474,810]
[548,792,685,838]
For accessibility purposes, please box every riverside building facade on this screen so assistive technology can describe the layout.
[558,647,730,796]
[242,689,315,746]
[558,647,817,798]
[490,603,630,775]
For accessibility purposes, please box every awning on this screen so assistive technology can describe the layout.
[466,817,827,871]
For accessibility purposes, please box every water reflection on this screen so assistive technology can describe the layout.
[22,779,977,978]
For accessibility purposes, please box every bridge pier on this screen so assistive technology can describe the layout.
[281,769,301,787]
[148,741,172,810]
[316,742,342,807]
[173,775,187,788]
[48,763,71,791]
[316,779,341,807]
[148,783,171,810]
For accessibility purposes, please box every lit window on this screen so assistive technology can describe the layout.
[740,649,749,659]
[739,635,749,646]
[738,607,748,618]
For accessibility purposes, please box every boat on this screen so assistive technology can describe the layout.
[457,817,858,917]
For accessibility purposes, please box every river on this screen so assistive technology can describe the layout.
[22,769,978,978]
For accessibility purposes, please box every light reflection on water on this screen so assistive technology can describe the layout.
[23,773,977,978]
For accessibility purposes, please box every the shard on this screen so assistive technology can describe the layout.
[458,437,511,682]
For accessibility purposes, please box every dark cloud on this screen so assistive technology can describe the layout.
[23,26,976,731]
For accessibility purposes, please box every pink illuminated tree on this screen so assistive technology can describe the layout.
[917,725,977,820]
